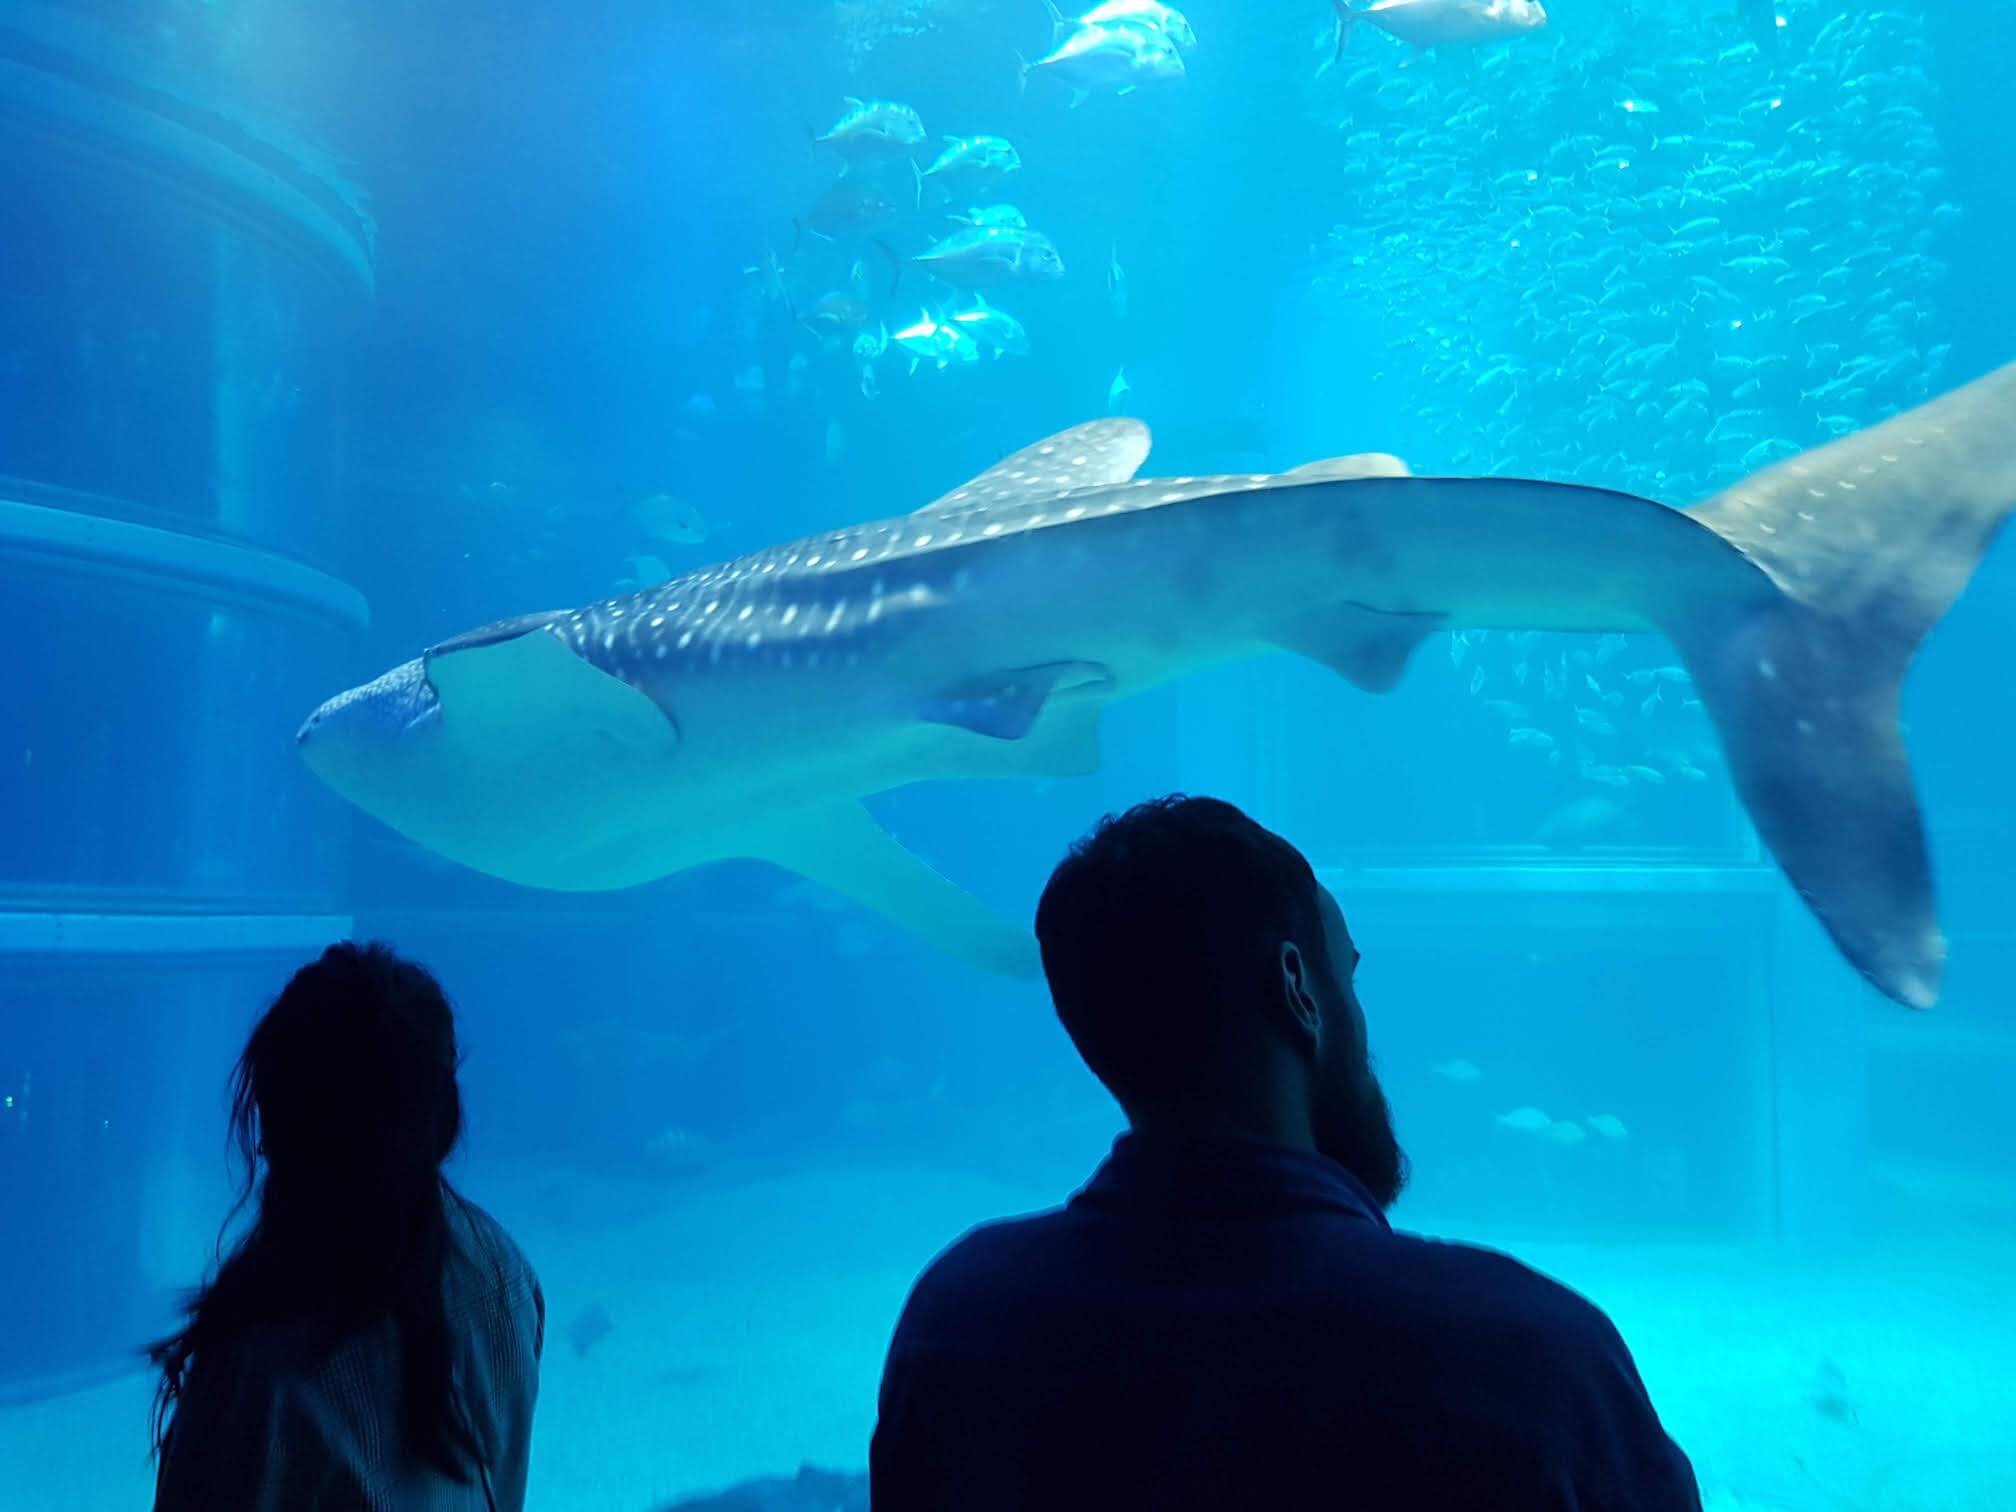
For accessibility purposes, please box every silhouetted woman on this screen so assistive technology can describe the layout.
[150,942,544,1510]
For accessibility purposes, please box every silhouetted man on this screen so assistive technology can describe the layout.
[872,795,1699,1512]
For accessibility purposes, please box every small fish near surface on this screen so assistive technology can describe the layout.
[1496,1106,1552,1133]
[1026,4,1187,105]
[1329,0,1547,61]
[299,362,2016,1008]
[1431,1057,1483,1082]
[813,97,927,161]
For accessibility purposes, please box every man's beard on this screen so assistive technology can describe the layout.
[1316,1067,1409,1210]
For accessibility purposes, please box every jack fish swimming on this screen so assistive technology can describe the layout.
[1079,0,1198,50]
[921,135,1022,193]
[890,309,983,372]
[813,98,926,161]
[905,224,1066,287]
[948,295,1030,357]
[300,363,2016,1008]
[1026,4,1187,103]
[1330,0,1547,58]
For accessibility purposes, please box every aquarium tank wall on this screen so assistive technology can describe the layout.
[2,0,2012,1508]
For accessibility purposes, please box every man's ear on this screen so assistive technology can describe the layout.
[1279,941,1321,1046]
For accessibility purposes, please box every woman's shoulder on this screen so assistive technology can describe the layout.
[445,1194,540,1297]
[443,1192,546,1364]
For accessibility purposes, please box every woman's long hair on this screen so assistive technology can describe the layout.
[148,941,485,1483]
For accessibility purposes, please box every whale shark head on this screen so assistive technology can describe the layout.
[297,656,457,842]
[299,626,687,887]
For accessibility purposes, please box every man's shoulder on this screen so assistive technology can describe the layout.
[924,1206,1075,1269]
[1378,1231,1628,1347]
[1382,1228,1596,1302]
[898,1207,1077,1308]
[909,1208,1621,1358]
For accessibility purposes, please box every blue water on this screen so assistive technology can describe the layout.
[2,0,2013,1506]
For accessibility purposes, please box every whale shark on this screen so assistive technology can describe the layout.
[300,361,2016,1007]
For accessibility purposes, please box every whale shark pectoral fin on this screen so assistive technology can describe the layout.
[425,627,681,756]
[751,804,1040,979]
[1270,604,1446,694]
[919,660,1114,740]
[1018,697,1105,777]
[926,692,1108,780]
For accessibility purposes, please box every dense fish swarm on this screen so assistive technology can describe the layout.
[1313,0,1949,842]
[835,0,945,70]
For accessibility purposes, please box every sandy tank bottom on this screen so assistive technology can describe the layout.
[2,1160,2010,1511]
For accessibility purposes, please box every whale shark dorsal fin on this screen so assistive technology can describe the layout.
[426,627,680,757]
[915,419,1152,514]
[1282,452,1413,482]
[1270,604,1446,694]
[748,803,1039,979]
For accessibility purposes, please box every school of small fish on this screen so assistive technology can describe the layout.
[716,0,1951,794]
[1315,0,1952,843]
[1493,1104,1631,1144]
[1440,1062,1632,1148]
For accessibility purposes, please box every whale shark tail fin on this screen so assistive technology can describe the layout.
[1667,361,2016,1008]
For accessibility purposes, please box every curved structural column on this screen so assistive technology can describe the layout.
[0,6,374,1400]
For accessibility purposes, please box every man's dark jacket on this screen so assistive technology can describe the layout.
[872,1134,1700,1511]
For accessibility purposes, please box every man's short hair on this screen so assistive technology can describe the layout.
[1034,795,1332,1106]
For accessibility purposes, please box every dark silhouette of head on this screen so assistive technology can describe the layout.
[1036,796,1407,1208]
[149,941,485,1482]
